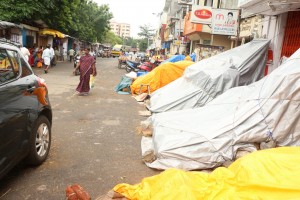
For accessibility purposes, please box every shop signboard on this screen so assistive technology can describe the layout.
[191,6,212,24]
[239,15,263,38]
[211,9,238,36]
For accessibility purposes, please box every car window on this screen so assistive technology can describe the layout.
[0,49,19,84]
[20,58,33,77]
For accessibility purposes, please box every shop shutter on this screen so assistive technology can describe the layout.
[281,11,300,57]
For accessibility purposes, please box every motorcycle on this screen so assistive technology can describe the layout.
[74,55,81,76]
[125,60,141,72]
[137,58,161,72]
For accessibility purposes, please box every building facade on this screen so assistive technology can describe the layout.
[110,20,131,38]
[157,0,240,59]
[238,0,300,73]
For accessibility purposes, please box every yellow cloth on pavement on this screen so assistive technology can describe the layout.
[114,147,300,200]
[130,61,194,94]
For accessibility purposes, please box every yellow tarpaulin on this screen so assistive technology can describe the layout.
[130,61,194,94]
[39,28,65,38]
[114,147,300,200]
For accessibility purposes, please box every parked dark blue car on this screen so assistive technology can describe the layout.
[0,40,52,179]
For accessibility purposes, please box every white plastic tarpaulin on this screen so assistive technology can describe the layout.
[148,39,270,113]
[143,49,300,170]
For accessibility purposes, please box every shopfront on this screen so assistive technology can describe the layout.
[281,11,300,57]
[0,21,22,44]
[238,0,300,72]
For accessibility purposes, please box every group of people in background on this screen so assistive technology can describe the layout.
[19,43,74,74]
[19,44,97,96]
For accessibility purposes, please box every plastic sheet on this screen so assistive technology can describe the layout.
[130,61,194,94]
[148,39,270,113]
[144,48,300,170]
[114,147,300,200]
[114,76,133,94]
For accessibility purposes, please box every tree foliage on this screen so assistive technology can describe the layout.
[138,39,148,52]
[102,31,123,46]
[137,24,155,39]
[137,24,155,51]
[123,37,138,48]
[0,0,113,43]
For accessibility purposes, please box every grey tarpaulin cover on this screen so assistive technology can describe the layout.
[148,39,270,113]
[143,48,300,170]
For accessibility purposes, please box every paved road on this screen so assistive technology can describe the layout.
[0,57,159,199]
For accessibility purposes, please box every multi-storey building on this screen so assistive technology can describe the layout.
[109,20,131,38]
[158,0,240,58]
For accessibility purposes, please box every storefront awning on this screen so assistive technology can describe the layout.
[238,0,300,17]
[39,28,65,38]
[0,20,22,29]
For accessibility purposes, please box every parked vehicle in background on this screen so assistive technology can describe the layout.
[0,39,52,179]
[74,55,81,75]
[125,60,141,72]
[138,57,161,72]
[137,52,146,62]
[102,48,111,58]
[111,44,123,58]
[118,53,128,69]
[111,45,131,58]
[97,49,103,57]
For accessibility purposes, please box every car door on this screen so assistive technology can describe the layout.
[0,47,36,177]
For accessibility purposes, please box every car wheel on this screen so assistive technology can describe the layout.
[26,115,51,166]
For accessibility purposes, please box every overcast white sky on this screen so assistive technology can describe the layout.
[94,0,165,38]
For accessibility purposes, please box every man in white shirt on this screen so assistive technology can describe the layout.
[20,45,31,62]
[69,48,75,62]
[50,45,55,67]
[42,44,52,73]
[130,51,137,62]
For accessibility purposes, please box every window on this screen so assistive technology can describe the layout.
[10,34,20,43]
[203,40,211,45]
[0,49,19,83]
[20,58,32,77]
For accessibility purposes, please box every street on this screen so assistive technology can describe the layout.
[0,57,159,199]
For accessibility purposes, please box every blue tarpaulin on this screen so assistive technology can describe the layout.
[114,76,133,94]
[162,55,185,64]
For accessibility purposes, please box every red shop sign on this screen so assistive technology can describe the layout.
[194,9,212,19]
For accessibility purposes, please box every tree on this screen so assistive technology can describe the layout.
[0,0,113,43]
[123,37,138,48]
[137,24,155,39]
[137,24,155,50]
[102,31,123,46]
[138,39,148,52]
[0,0,55,22]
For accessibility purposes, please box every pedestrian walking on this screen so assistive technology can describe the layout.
[42,44,52,73]
[20,45,31,62]
[69,48,75,62]
[36,46,43,68]
[59,44,64,61]
[50,45,55,67]
[73,48,97,96]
